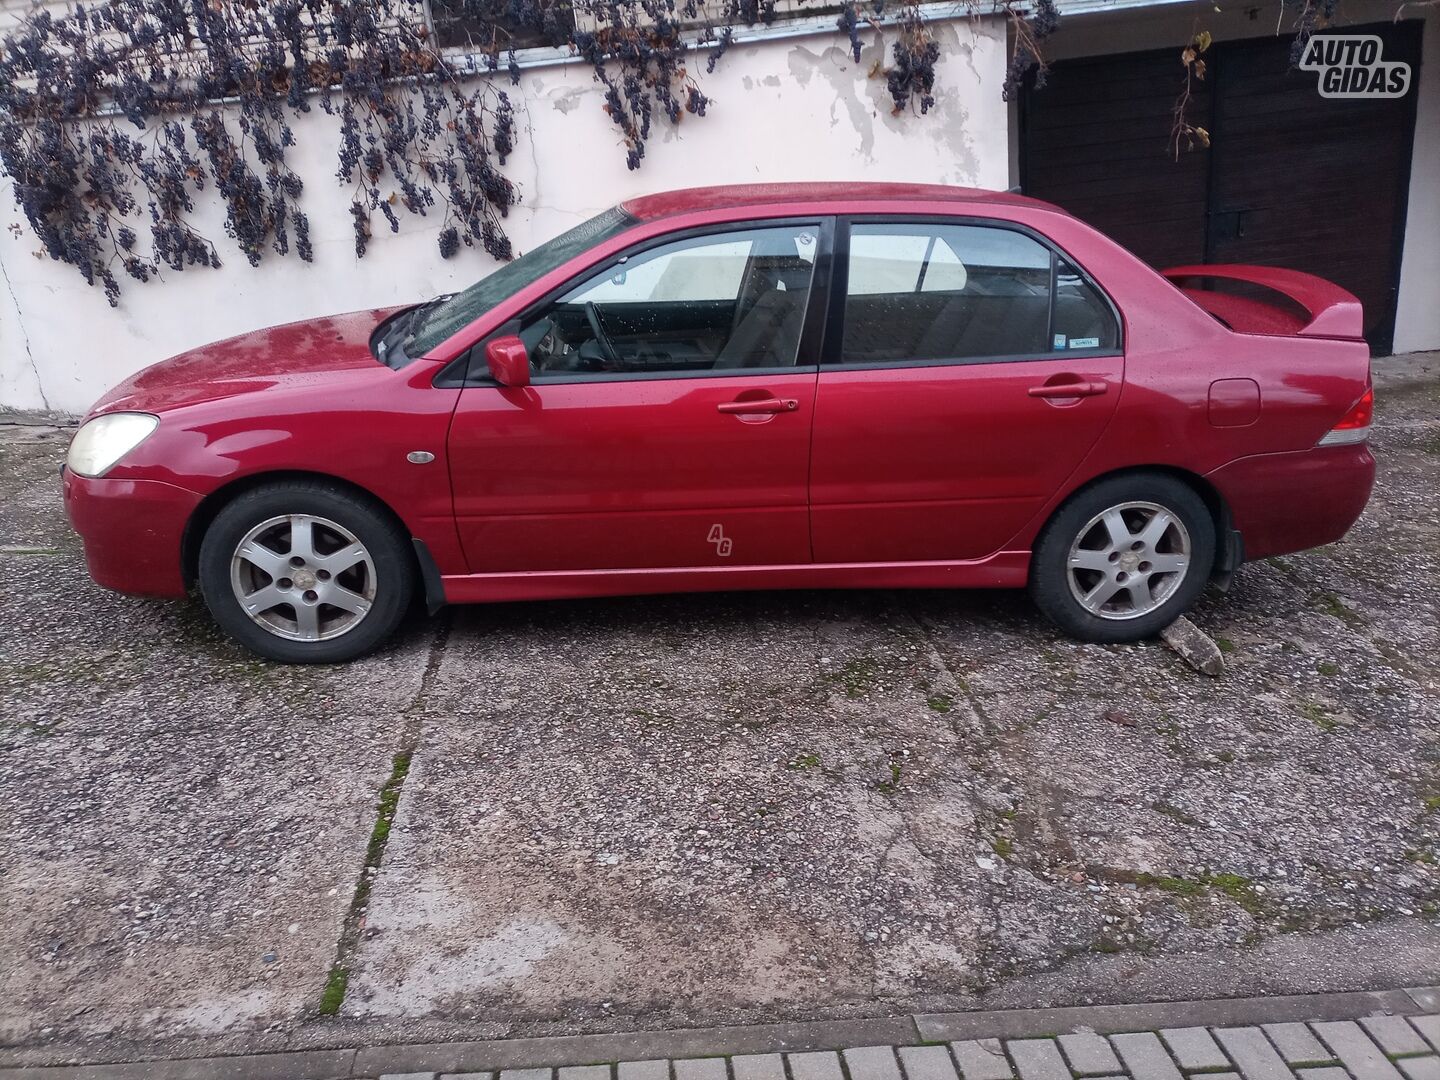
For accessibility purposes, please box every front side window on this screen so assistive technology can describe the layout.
[836,223,1117,365]
[518,224,819,377]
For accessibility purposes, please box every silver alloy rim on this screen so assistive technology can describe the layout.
[1066,500,1192,621]
[229,514,376,642]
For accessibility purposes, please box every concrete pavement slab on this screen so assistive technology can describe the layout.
[1058,1035,1123,1076]
[0,428,436,1053]
[1398,1059,1440,1080]
[897,1045,961,1080]
[1158,1029,1229,1072]
[841,1046,903,1080]
[1359,1018,1431,1058]
[1261,1024,1334,1067]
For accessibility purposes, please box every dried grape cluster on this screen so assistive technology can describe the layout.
[886,9,939,114]
[0,0,1064,304]
[1003,0,1059,100]
[0,0,530,301]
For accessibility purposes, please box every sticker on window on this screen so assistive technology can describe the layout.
[1053,334,1067,349]
[1069,337,1100,349]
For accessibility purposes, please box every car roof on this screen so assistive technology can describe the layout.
[620,182,1062,220]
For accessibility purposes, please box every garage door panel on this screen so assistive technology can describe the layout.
[1023,22,1421,352]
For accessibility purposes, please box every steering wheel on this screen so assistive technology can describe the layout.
[584,301,621,369]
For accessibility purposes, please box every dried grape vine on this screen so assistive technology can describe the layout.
[0,0,1059,303]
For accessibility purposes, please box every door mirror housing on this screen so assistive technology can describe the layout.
[485,335,530,387]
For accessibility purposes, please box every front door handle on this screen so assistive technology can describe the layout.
[1028,381,1108,399]
[717,397,798,414]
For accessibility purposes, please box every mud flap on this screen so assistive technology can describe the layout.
[1211,527,1245,594]
[412,538,447,615]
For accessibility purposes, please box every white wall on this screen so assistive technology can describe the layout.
[1025,0,1439,356]
[0,16,1008,414]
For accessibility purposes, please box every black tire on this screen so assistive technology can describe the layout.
[198,480,415,663]
[1028,472,1216,643]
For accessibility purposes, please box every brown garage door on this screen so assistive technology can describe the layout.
[1021,23,1422,353]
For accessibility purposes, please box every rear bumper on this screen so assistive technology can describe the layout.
[1206,443,1375,562]
[63,469,202,598]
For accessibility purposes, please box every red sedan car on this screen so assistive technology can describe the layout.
[63,183,1375,663]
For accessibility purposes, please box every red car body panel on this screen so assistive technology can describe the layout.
[448,373,818,571]
[63,474,201,595]
[809,355,1125,563]
[62,184,1375,607]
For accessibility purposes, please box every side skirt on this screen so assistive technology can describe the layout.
[437,552,1031,605]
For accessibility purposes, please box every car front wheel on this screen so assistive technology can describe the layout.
[1029,473,1216,643]
[198,481,415,663]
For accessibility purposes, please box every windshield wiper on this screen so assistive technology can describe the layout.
[375,293,454,370]
[399,293,454,352]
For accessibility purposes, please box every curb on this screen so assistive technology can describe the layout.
[2,987,1434,1080]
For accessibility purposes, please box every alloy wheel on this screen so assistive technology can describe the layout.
[1065,500,1192,620]
[228,514,376,641]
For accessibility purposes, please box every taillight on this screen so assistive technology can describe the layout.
[1318,385,1374,446]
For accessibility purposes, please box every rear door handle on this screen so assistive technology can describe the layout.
[1028,381,1108,399]
[717,397,798,414]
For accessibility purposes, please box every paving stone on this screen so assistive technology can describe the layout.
[620,1062,673,1080]
[733,1054,787,1080]
[1414,1018,1440,1055]
[1297,1069,1352,1080]
[1398,1059,1440,1080]
[1314,1022,1407,1080]
[1264,1024,1336,1066]
[1160,1028,1231,1071]
[1111,1032,1184,1080]
[789,1051,845,1080]
[441,1074,497,1080]
[1362,1018,1433,1057]
[1200,1074,1241,1080]
[559,1068,612,1080]
[500,1070,554,1080]
[1213,1027,1292,1080]
[1058,1035,1123,1077]
[674,1060,726,1080]
[951,1039,1015,1080]
[1008,1039,1072,1080]
[382,1073,439,1080]
[843,1046,904,1080]
[900,1044,962,1080]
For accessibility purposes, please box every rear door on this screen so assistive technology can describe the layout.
[447,220,829,572]
[810,218,1125,563]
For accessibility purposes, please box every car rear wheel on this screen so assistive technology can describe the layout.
[1029,473,1216,643]
[198,481,414,663]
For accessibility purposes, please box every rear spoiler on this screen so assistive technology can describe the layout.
[1161,264,1364,340]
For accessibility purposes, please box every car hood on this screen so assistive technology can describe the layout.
[91,308,403,416]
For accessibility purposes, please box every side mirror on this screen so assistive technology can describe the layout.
[485,335,530,387]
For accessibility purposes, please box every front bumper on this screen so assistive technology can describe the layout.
[63,469,203,598]
[1206,442,1376,562]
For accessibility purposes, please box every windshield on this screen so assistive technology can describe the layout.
[404,205,638,356]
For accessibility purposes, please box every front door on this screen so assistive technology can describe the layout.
[447,221,825,572]
[810,219,1125,563]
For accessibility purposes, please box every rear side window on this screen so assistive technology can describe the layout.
[1052,258,1119,352]
[834,223,1118,365]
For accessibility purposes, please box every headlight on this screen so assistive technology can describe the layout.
[66,412,160,478]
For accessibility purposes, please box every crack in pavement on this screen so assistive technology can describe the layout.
[317,610,453,1016]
